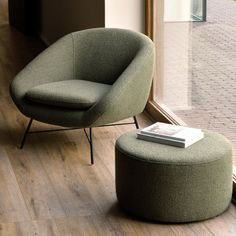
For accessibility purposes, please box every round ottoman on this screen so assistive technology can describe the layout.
[115,130,233,223]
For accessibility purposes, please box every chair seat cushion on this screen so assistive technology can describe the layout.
[25,80,111,109]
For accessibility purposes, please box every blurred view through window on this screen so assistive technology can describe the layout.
[153,0,236,164]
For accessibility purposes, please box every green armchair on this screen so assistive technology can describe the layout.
[10,28,155,164]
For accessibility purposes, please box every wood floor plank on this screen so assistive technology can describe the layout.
[33,134,101,217]
[188,222,214,236]
[204,207,236,236]
[0,222,18,236]
[170,224,197,236]
[55,216,117,236]
[0,149,29,222]
[228,203,236,218]
[0,109,14,148]
[5,145,66,220]
[64,136,117,212]
[102,204,176,236]
[54,134,140,235]
[0,96,33,149]
[0,220,60,236]
[16,220,60,236]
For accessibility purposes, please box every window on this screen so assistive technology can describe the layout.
[146,0,236,180]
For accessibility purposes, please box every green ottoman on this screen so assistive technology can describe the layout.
[115,130,233,223]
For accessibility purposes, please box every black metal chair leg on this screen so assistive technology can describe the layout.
[133,116,139,129]
[89,128,94,165]
[19,118,33,149]
[83,128,94,165]
[19,117,136,163]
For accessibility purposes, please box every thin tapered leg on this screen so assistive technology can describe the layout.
[133,116,139,129]
[19,118,33,149]
[89,128,94,165]
[19,118,136,163]
[83,128,94,165]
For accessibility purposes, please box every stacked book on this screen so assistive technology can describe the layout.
[137,122,204,148]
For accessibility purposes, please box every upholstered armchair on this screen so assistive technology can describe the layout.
[10,28,155,164]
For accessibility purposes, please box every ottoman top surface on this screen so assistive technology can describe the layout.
[115,130,232,165]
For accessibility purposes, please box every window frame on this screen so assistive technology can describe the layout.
[145,0,181,125]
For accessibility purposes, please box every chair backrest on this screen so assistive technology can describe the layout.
[72,28,152,85]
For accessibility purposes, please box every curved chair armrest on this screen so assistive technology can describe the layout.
[85,42,155,126]
[10,34,74,107]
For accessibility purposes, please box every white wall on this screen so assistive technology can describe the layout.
[105,0,145,33]
[164,0,191,22]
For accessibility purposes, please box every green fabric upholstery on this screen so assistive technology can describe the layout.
[115,130,233,223]
[26,80,111,110]
[10,28,155,127]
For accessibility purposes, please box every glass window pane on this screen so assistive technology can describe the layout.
[153,0,236,165]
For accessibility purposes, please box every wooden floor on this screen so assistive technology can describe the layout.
[0,1,236,235]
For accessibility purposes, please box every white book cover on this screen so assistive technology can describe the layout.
[137,131,204,148]
[140,122,203,142]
